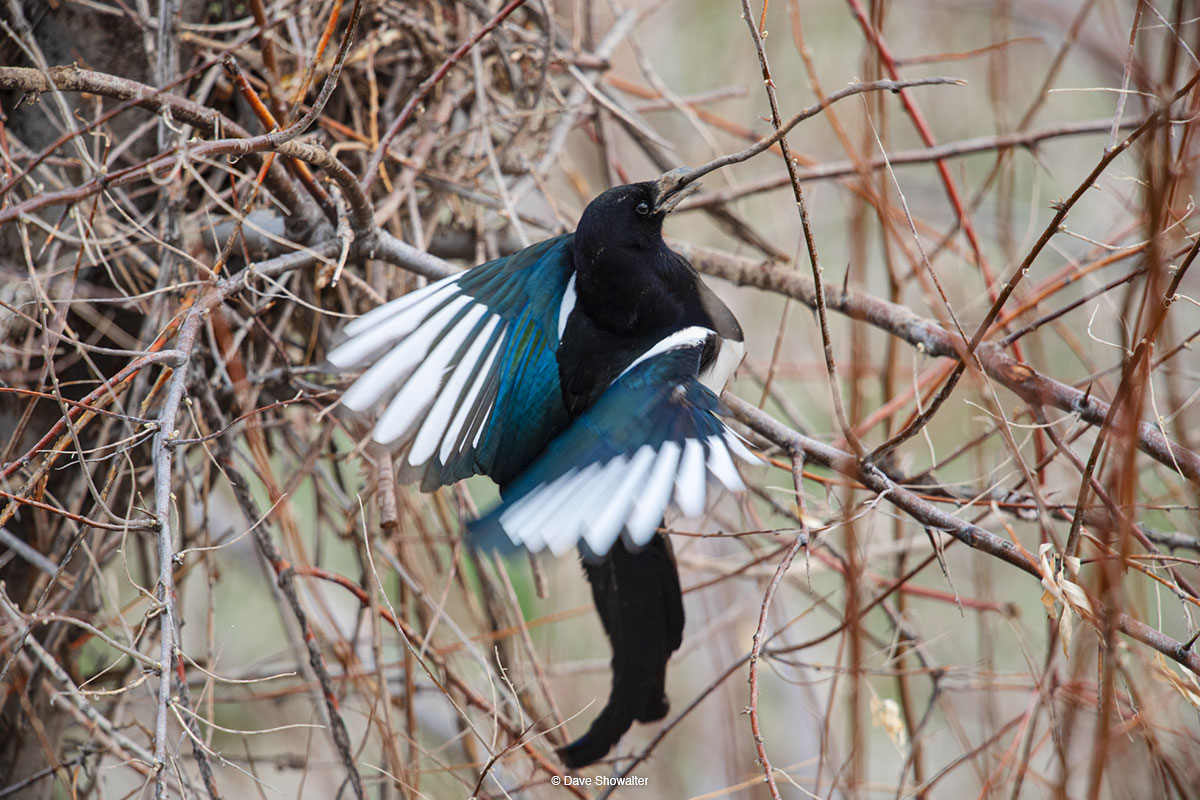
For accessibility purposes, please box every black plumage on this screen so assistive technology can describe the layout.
[559,533,684,768]
[331,169,751,768]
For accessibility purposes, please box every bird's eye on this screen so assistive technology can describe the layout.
[636,202,650,215]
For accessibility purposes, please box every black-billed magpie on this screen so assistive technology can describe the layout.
[329,169,754,767]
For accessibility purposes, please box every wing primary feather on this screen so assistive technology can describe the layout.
[409,314,501,466]
[581,446,657,556]
[345,294,471,414]
[448,368,501,462]
[500,466,594,552]
[705,434,745,492]
[625,441,682,546]
[341,273,460,337]
[509,467,592,550]
[673,438,707,517]
[471,400,496,447]
[439,330,505,462]
[330,283,460,367]
[723,430,761,465]
[542,457,630,556]
[373,303,489,450]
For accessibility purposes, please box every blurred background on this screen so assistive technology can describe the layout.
[2,0,1199,798]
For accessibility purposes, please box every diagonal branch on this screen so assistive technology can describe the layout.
[678,242,1200,485]
[724,395,1200,677]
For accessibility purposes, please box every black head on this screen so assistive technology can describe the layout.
[568,171,703,337]
[574,170,699,262]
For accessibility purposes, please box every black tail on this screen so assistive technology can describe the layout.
[557,532,685,769]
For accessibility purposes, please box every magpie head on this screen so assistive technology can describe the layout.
[575,171,700,258]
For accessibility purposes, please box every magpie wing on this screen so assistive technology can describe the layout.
[469,326,758,557]
[328,235,575,489]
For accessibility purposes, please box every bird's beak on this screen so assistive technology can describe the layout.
[651,168,701,215]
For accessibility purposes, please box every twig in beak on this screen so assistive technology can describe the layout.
[652,167,702,214]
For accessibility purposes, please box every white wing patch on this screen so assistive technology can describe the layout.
[617,325,712,380]
[499,465,593,552]
[626,440,682,546]
[329,282,460,375]
[496,431,756,557]
[557,273,577,342]
[701,337,744,393]
[409,315,500,464]
[329,275,510,463]
[705,434,744,492]
[372,301,486,444]
[580,446,655,554]
[341,273,459,338]
[339,294,473,414]
[674,438,707,517]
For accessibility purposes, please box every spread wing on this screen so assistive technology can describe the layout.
[328,235,575,489]
[469,327,758,557]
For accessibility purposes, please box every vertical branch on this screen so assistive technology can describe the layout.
[748,451,810,799]
[1065,233,1198,557]
[150,316,200,799]
[154,0,181,152]
[221,456,367,800]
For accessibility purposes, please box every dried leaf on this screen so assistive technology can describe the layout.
[870,695,908,750]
